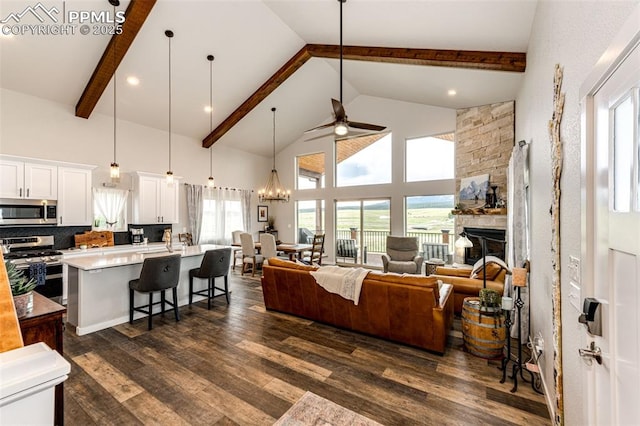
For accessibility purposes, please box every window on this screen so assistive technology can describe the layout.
[336,133,391,187]
[405,195,454,250]
[296,200,325,243]
[406,132,454,182]
[336,199,390,266]
[92,187,127,231]
[297,153,325,189]
[200,189,244,244]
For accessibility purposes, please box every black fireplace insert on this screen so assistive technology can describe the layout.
[463,227,506,265]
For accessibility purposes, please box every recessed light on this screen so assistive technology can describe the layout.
[448,89,457,96]
[126,76,140,86]
[204,105,213,113]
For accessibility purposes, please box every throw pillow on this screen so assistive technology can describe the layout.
[471,256,509,281]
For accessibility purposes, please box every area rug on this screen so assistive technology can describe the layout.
[274,391,382,426]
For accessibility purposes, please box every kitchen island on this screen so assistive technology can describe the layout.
[63,244,228,335]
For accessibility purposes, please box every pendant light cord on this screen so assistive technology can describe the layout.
[209,55,214,177]
[112,2,117,164]
[339,0,343,105]
[272,107,276,170]
[167,31,172,172]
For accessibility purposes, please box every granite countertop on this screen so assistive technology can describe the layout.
[62,244,228,271]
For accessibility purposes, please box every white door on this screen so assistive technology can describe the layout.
[586,41,640,424]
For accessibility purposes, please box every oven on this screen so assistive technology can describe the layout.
[2,236,64,304]
[0,199,57,226]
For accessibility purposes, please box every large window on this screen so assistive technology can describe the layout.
[297,153,325,189]
[200,192,244,244]
[336,133,392,187]
[296,200,325,243]
[406,132,454,182]
[405,195,454,251]
[336,199,390,266]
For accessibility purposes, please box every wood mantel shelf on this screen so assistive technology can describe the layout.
[451,208,507,215]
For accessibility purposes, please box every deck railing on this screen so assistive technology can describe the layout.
[336,229,454,254]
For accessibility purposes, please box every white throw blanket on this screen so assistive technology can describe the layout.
[309,266,369,305]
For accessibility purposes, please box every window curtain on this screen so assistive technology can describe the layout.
[200,188,245,245]
[507,141,530,340]
[92,187,127,230]
[185,184,204,244]
[241,189,252,232]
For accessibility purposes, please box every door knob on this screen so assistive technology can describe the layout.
[579,341,602,365]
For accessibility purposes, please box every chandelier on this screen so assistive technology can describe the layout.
[258,107,290,203]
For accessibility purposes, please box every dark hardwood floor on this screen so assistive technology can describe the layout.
[63,271,550,425]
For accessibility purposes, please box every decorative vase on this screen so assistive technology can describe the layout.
[13,291,33,318]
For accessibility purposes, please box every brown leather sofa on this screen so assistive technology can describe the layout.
[261,258,454,354]
[431,266,506,315]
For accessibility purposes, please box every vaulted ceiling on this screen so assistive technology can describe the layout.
[0,0,537,157]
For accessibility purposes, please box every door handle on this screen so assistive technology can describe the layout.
[579,341,602,365]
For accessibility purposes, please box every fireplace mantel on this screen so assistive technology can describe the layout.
[451,208,507,215]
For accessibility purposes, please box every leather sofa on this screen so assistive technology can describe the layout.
[261,258,454,354]
[430,265,506,315]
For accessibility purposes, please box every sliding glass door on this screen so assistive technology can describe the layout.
[335,199,390,267]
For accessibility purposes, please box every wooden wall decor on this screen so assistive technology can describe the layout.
[549,63,565,426]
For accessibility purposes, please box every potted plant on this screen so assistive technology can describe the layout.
[267,216,275,231]
[6,261,37,317]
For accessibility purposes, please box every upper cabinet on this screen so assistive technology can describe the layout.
[0,159,57,199]
[57,167,93,226]
[132,172,179,224]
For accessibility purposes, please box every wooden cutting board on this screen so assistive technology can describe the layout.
[74,231,115,248]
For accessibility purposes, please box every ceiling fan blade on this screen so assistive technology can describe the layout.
[304,121,335,133]
[331,98,346,121]
[347,121,387,132]
[335,130,388,141]
[304,132,335,142]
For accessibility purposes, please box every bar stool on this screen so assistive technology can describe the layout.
[129,254,182,330]
[189,247,232,309]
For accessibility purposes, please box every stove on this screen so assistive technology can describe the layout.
[2,235,63,302]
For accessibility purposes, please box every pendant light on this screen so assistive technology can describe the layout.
[258,107,290,203]
[165,29,174,185]
[206,54,215,188]
[109,0,120,182]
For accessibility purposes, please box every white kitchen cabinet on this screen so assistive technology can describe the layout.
[133,172,179,224]
[0,159,57,199]
[57,167,93,226]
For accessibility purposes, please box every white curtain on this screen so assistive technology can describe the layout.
[241,189,252,232]
[93,187,127,230]
[507,141,530,340]
[185,184,204,244]
[200,188,245,245]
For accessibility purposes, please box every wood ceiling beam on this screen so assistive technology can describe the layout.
[203,44,525,147]
[75,0,157,119]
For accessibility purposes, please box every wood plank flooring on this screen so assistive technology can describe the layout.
[63,271,550,425]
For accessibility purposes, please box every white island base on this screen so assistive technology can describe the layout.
[64,244,228,335]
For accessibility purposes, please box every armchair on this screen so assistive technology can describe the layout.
[381,236,423,274]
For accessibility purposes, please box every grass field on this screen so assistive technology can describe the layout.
[298,207,453,233]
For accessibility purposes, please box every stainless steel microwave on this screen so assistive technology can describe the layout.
[0,199,57,226]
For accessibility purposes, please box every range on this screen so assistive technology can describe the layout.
[2,235,63,303]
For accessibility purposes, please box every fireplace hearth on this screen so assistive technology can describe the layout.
[463,227,506,265]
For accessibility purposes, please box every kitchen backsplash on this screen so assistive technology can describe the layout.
[0,224,170,249]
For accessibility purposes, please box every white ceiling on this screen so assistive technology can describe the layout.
[0,0,537,157]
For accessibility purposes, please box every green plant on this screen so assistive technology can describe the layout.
[267,216,275,227]
[5,261,37,296]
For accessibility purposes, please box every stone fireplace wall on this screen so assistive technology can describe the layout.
[454,101,514,262]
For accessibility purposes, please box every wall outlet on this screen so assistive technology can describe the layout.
[534,331,544,354]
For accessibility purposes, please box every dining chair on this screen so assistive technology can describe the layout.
[240,232,263,276]
[303,234,325,266]
[189,247,232,309]
[129,254,182,330]
[231,230,243,270]
[259,233,278,266]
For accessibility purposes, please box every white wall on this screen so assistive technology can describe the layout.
[0,88,271,237]
[274,95,456,258]
[515,1,638,423]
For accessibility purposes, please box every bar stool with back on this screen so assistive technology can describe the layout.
[129,254,182,330]
[188,247,232,309]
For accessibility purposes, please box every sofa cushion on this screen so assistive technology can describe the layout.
[265,257,319,271]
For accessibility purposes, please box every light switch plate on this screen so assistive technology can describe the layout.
[569,255,581,284]
[569,280,581,312]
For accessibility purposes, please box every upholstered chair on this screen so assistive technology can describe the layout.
[231,230,244,270]
[259,233,278,266]
[188,247,232,309]
[240,233,263,276]
[129,254,182,330]
[381,236,423,274]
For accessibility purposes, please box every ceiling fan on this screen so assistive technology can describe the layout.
[305,0,386,137]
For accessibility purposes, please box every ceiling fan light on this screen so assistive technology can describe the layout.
[334,122,349,136]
